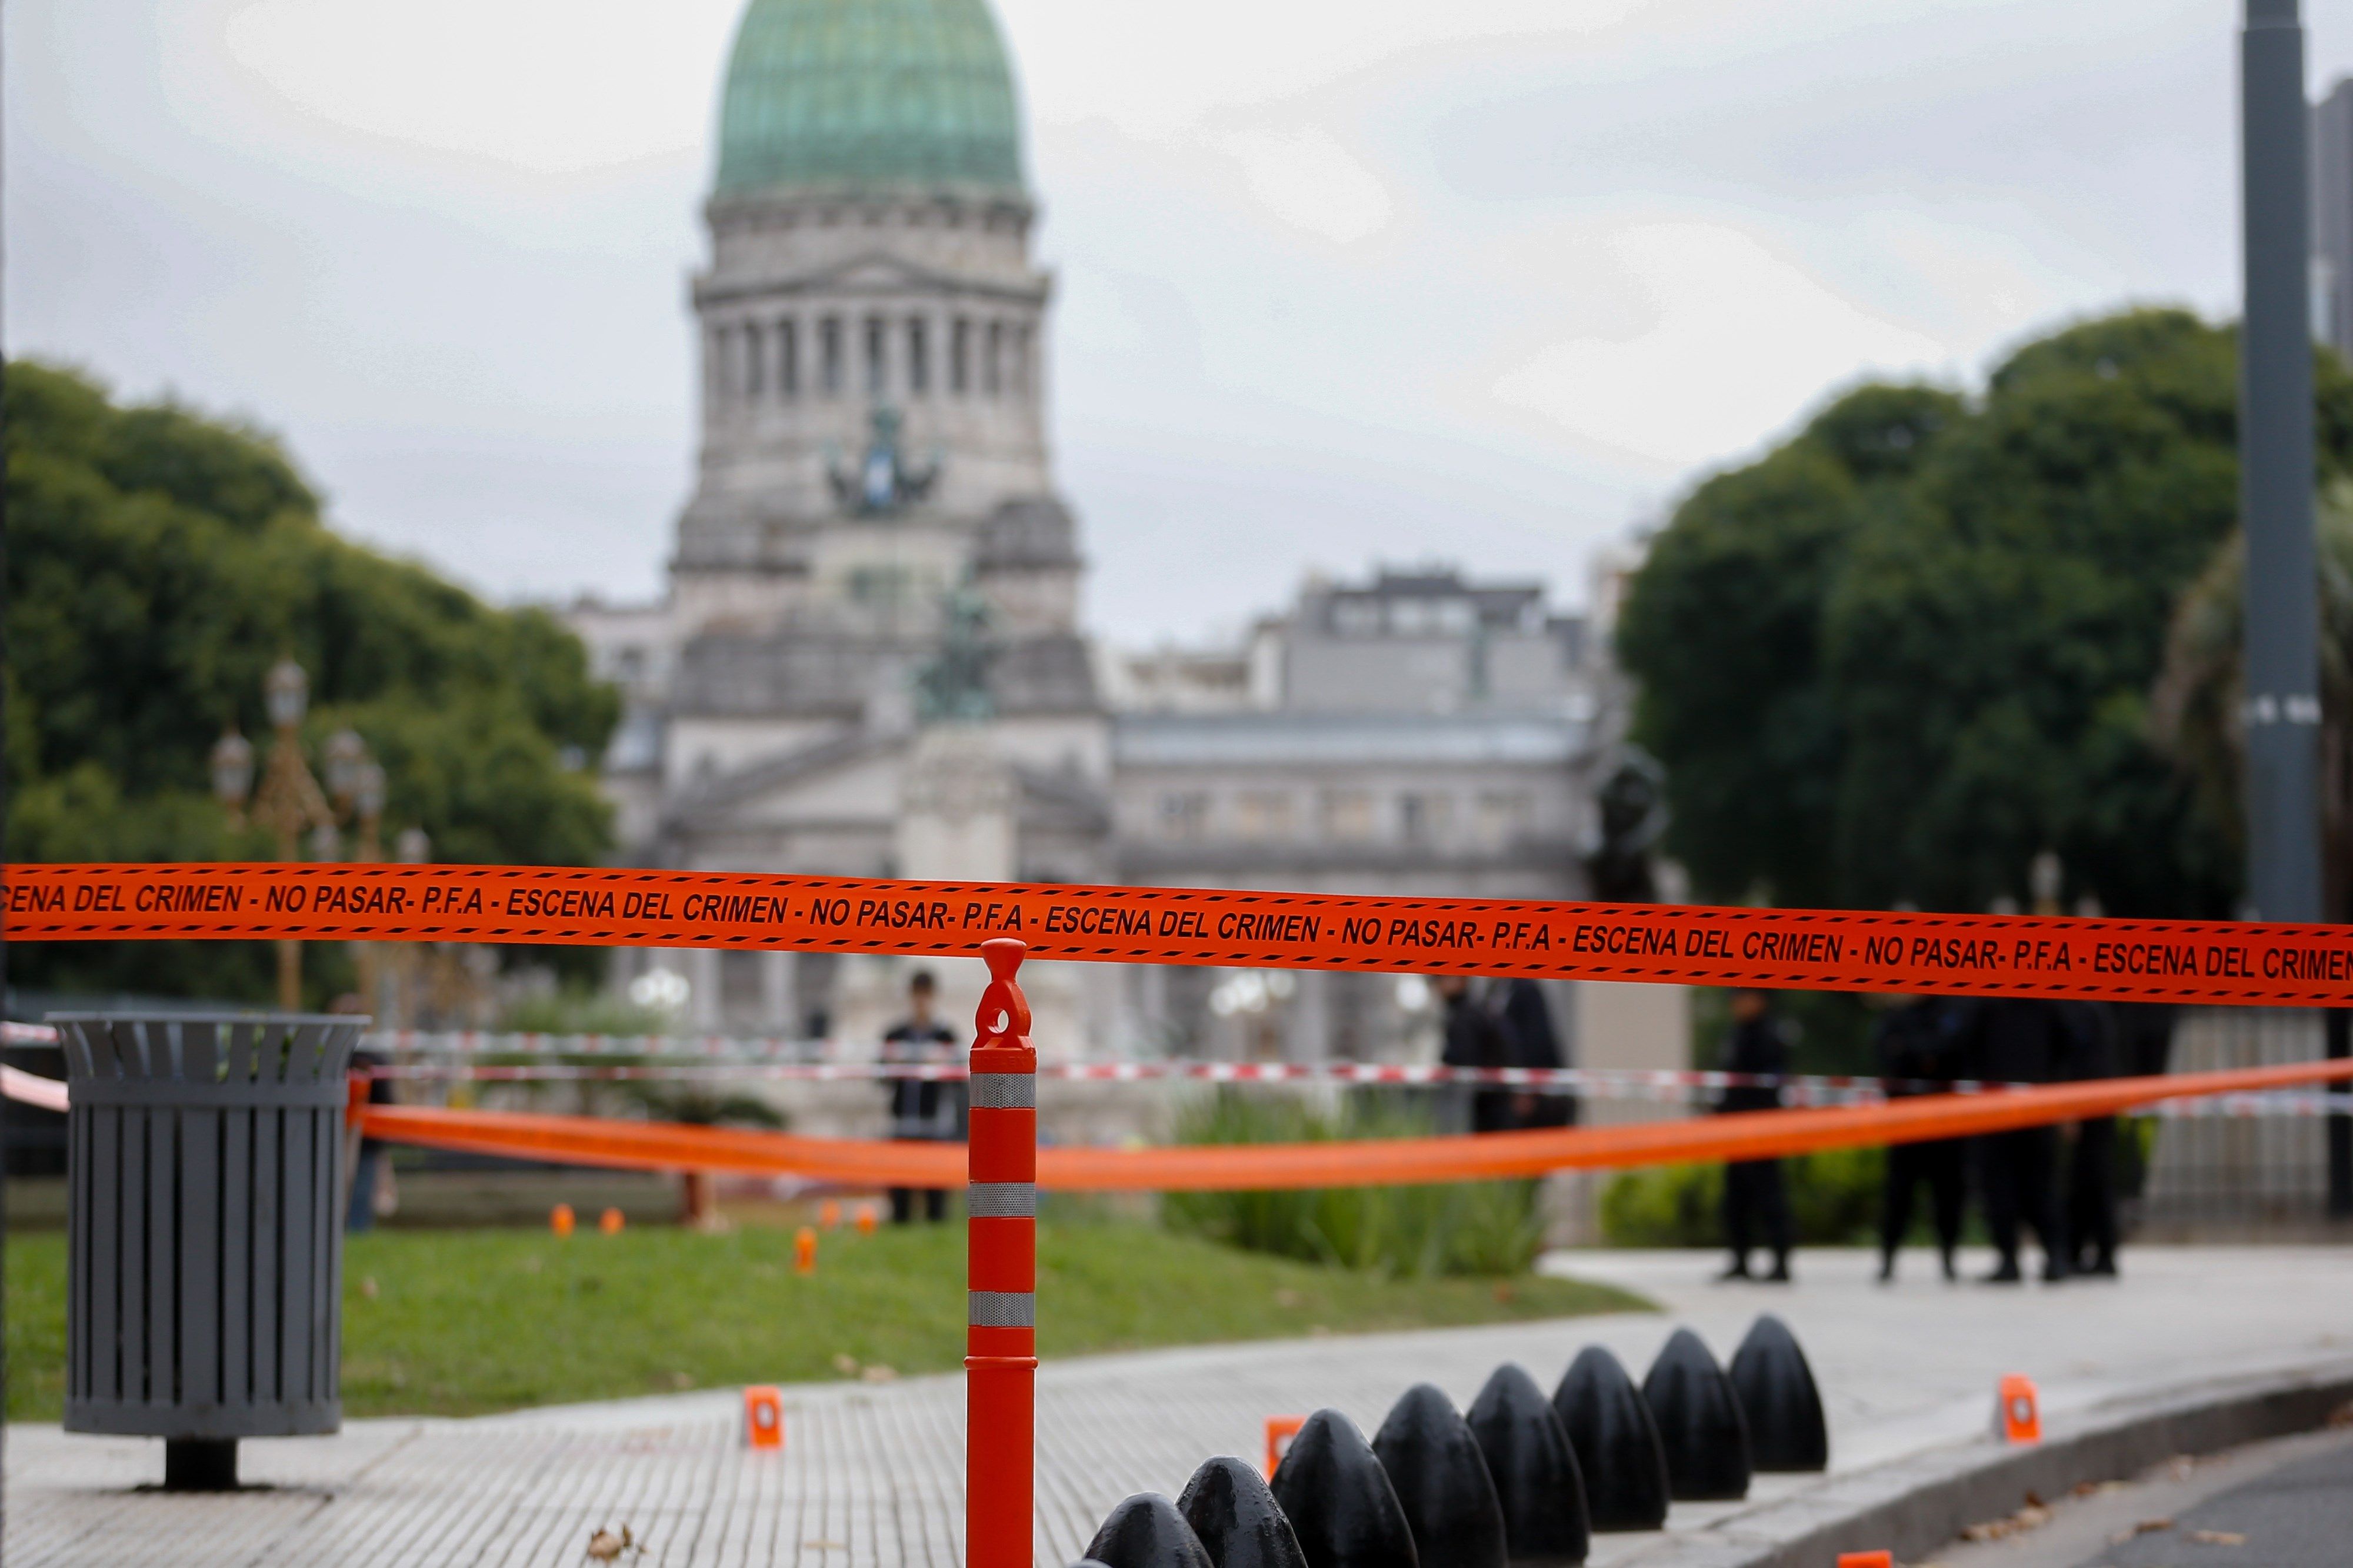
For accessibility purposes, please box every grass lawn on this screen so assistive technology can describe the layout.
[5,1219,1649,1422]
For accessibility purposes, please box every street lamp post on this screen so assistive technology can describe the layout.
[210,659,377,1012]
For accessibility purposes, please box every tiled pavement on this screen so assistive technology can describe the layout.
[11,1245,2352,1567]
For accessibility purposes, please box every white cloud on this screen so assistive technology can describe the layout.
[1489,221,1957,468]
[1213,125,1393,245]
[219,0,737,173]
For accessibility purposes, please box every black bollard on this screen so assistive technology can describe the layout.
[1726,1315,1828,1473]
[1268,1407,1421,1568]
[1370,1384,1509,1568]
[1086,1493,1217,1568]
[1551,1347,1669,1532]
[1465,1364,1590,1566]
[1178,1455,1311,1568]
[1639,1329,1752,1502]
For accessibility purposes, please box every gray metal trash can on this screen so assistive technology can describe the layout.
[55,1013,364,1490]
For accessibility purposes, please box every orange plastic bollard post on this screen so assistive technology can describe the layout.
[819,1199,842,1230]
[551,1202,575,1238]
[744,1385,785,1450]
[1265,1414,1306,1478]
[1997,1374,2041,1443]
[795,1226,818,1275]
[1835,1553,1893,1568]
[599,1206,625,1235]
[855,1202,878,1236]
[966,938,1037,1568]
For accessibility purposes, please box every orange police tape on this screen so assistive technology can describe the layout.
[351,1055,2353,1191]
[12,860,2353,1006]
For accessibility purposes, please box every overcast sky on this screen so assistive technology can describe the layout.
[16,0,2353,643]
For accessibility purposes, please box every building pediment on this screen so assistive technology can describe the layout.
[668,730,911,835]
[695,251,1048,308]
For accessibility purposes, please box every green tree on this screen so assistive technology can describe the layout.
[4,362,619,1000]
[1619,308,2353,918]
[1617,382,1962,906]
[2151,482,2353,921]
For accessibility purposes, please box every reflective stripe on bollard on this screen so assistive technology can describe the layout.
[968,938,1036,1568]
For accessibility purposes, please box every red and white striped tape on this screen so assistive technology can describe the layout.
[8,1017,2345,1116]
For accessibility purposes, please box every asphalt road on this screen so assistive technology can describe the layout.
[1925,1423,2353,1567]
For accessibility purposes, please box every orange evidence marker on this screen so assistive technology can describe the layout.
[855,1203,878,1236]
[744,1386,785,1450]
[1997,1374,2042,1443]
[819,1199,842,1230]
[599,1206,625,1235]
[795,1226,818,1275]
[1265,1416,1306,1478]
[1835,1553,1894,1568]
[551,1203,576,1237]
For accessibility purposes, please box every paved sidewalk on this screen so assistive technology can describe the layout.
[10,1246,2351,1567]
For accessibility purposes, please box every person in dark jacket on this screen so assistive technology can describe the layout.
[1437,974,1517,1133]
[1717,988,1793,1282]
[1871,996,1968,1281]
[881,971,961,1223]
[1493,977,1575,1129]
[2061,1001,2122,1278]
[1961,999,2071,1283]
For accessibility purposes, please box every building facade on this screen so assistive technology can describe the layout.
[570,0,1677,1084]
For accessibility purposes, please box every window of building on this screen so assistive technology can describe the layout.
[865,315,886,396]
[1236,790,1295,840]
[719,949,766,1023]
[711,328,732,403]
[984,321,1004,396]
[846,564,912,605]
[743,322,764,398]
[1400,792,1454,846]
[908,318,929,394]
[1475,792,1533,849]
[1011,324,1032,395]
[952,318,971,393]
[778,318,798,397]
[1321,789,1375,842]
[1332,599,1380,636]
[821,316,844,395]
[1158,791,1209,840]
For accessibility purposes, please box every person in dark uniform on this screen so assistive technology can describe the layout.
[1492,977,1575,1129]
[345,1042,397,1232]
[1961,999,2071,1283]
[1871,996,1968,1282]
[337,993,396,1232]
[1437,974,1517,1133]
[881,971,961,1223]
[1717,987,1793,1283]
[2061,1000,2122,1278]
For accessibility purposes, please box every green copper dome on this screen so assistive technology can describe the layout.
[714,0,1026,198]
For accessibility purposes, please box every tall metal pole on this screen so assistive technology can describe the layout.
[2241,1,2345,1218]
[2240,0,2325,926]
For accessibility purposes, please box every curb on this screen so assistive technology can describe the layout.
[1614,1358,2353,1566]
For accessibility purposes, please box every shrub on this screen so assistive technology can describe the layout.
[1159,1090,1545,1278]
[1599,1146,1887,1247]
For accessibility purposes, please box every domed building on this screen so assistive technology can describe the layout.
[576,0,1115,1044]
[684,0,1071,589]
[575,0,1634,1095]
